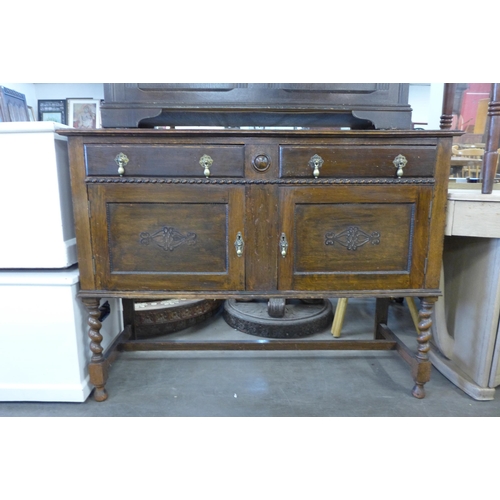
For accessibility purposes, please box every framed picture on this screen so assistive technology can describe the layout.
[67,98,101,129]
[38,99,66,124]
[0,85,29,122]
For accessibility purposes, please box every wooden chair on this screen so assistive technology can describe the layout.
[454,147,484,177]
[331,297,420,337]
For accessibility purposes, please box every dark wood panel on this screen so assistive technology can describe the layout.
[279,145,436,178]
[278,185,432,291]
[88,184,246,291]
[244,184,279,290]
[78,288,442,300]
[293,202,414,273]
[425,137,454,289]
[67,136,96,290]
[119,338,398,352]
[85,144,245,177]
[135,83,382,93]
[101,83,412,129]
[107,202,228,273]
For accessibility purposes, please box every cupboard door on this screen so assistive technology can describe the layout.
[278,185,432,291]
[88,184,245,291]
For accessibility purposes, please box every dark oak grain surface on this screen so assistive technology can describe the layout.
[59,127,460,400]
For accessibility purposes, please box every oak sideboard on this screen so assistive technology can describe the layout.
[59,127,458,401]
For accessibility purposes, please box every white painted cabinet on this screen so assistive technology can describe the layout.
[0,123,122,401]
[0,122,77,268]
[0,267,122,402]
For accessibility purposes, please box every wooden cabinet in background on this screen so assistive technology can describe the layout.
[101,83,412,129]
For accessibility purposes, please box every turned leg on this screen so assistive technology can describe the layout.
[82,297,109,402]
[121,299,137,340]
[374,297,390,339]
[411,297,436,399]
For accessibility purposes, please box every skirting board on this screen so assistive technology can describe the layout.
[0,379,92,403]
[430,347,496,401]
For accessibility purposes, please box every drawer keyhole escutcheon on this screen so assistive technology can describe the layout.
[280,233,288,258]
[115,153,129,176]
[234,232,244,257]
[308,154,324,178]
[253,154,270,172]
[199,154,213,178]
[393,154,408,178]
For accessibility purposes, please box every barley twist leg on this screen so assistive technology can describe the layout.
[412,297,436,399]
[82,297,108,402]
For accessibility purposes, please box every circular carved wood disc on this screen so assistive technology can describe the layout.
[223,299,333,338]
[134,299,223,338]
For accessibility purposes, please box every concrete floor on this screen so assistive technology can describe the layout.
[1,298,500,417]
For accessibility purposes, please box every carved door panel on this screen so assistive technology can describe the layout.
[278,185,433,291]
[88,184,245,291]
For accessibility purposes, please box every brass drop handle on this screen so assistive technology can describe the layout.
[393,154,408,178]
[234,232,244,257]
[199,154,213,178]
[308,154,324,178]
[280,233,288,258]
[115,153,129,176]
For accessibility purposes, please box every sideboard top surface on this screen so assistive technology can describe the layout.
[57,128,461,139]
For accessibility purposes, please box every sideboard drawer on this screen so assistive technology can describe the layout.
[279,145,436,178]
[85,144,245,177]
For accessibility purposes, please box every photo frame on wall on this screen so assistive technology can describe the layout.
[67,98,101,129]
[38,99,67,124]
[0,86,29,122]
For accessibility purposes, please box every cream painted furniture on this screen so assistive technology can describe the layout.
[430,188,500,400]
[0,267,123,402]
[0,122,77,268]
[0,122,124,402]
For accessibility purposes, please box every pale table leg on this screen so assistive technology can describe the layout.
[331,298,348,338]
